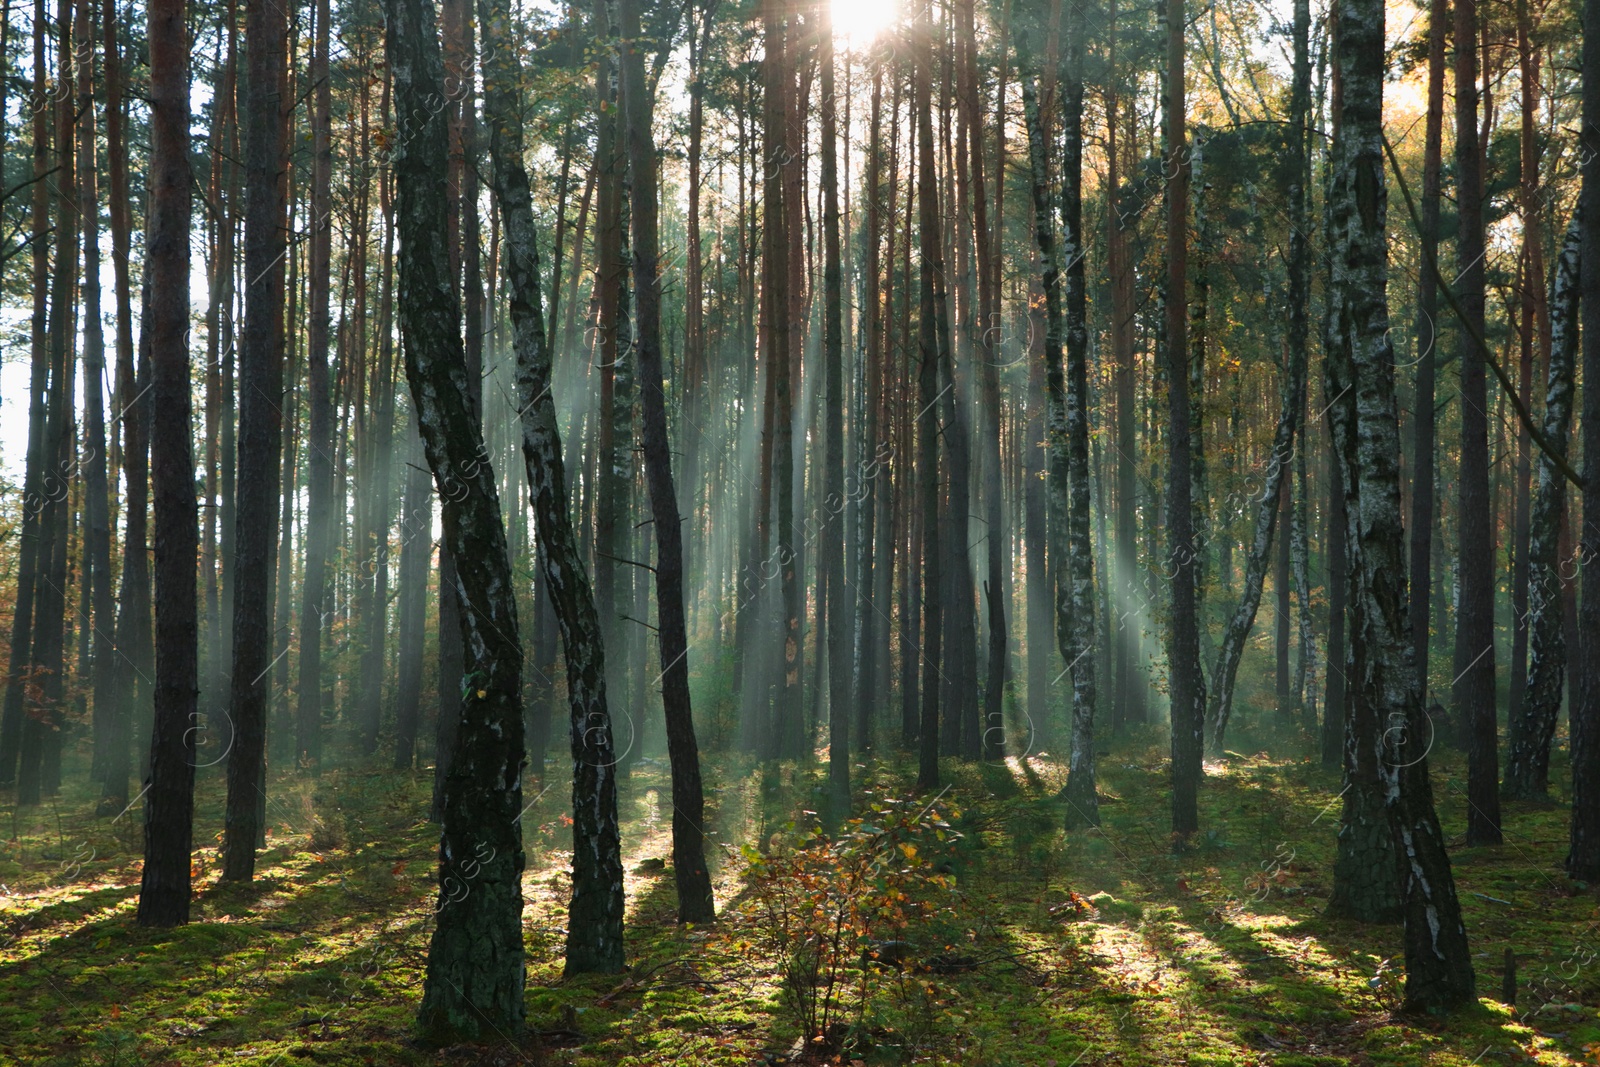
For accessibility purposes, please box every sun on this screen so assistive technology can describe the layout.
[831,0,897,49]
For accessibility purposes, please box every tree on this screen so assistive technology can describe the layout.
[818,0,850,816]
[1568,0,1600,882]
[102,0,146,812]
[223,0,288,881]
[1452,0,1502,847]
[913,0,947,789]
[385,0,529,1034]
[1407,0,1447,714]
[617,0,717,923]
[1504,212,1580,801]
[1058,0,1098,829]
[1336,4,1476,1002]
[1165,0,1205,839]
[137,0,196,928]
[476,0,627,975]
[296,0,334,771]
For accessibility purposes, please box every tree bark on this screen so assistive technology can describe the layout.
[385,0,530,1034]
[1504,212,1579,801]
[77,0,115,798]
[101,0,144,811]
[476,0,626,973]
[615,0,717,923]
[394,424,432,770]
[1452,0,1502,847]
[1058,0,1098,828]
[817,0,851,816]
[0,0,53,790]
[1572,0,1600,883]
[1165,0,1205,839]
[223,0,288,881]
[914,0,945,789]
[1333,4,1476,1005]
[296,0,334,771]
[137,0,195,927]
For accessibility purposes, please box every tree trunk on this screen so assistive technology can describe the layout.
[0,0,52,789]
[1108,0,1142,731]
[818,0,851,814]
[296,0,334,771]
[1165,0,1205,838]
[615,0,717,922]
[386,0,530,1034]
[77,0,115,795]
[223,0,288,881]
[102,0,144,810]
[20,0,80,805]
[475,0,625,974]
[914,0,945,789]
[762,0,803,761]
[1504,212,1579,801]
[1321,416,1347,769]
[1207,394,1298,754]
[1057,0,1098,827]
[852,59,885,754]
[138,0,196,926]
[394,424,431,770]
[1408,0,1445,711]
[1453,0,1502,847]
[1330,0,1475,1004]
[1571,0,1600,883]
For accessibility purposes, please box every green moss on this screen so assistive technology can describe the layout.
[0,747,1591,1065]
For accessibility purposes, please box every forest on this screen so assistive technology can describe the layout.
[0,0,1597,1060]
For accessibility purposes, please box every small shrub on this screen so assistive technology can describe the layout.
[735,794,962,1056]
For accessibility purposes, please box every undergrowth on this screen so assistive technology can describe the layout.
[0,732,1595,1066]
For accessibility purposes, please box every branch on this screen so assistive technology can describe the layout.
[1380,133,1585,491]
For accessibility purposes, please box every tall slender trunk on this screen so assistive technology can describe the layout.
[1108,0,1141,731]
[1020,58,1063,767]
[1507,0,1545,724]
[393,423,431,770]
[1573,0,1600,882]
[1333,1,1475,1004]
[386,0,529,1033]
[1321,417,1348,768]
[616,0,717,922]
[138,0,195,926]
[223,0,288,880]
[101,0,144,809]
[1287,0,1316,731]
[1,0,53,789]
[77,0,115,797]
[20,0,80,805]
[1505,213,1579,800]
[1165,0,1205,837]
[296,0,334,770]
[763,0,802,761]
[476,0,625,974]
[1453,0,1502,846]
[592,0,634,766]
[1058,0,1098,827]
[914,0,946,789]
[852,59,884,753]
[359,67,397,756]
[818,0,850,811]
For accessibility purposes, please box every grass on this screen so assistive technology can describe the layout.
[1,725,1597,1066]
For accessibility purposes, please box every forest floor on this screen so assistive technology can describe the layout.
[1,724,1597,1066]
